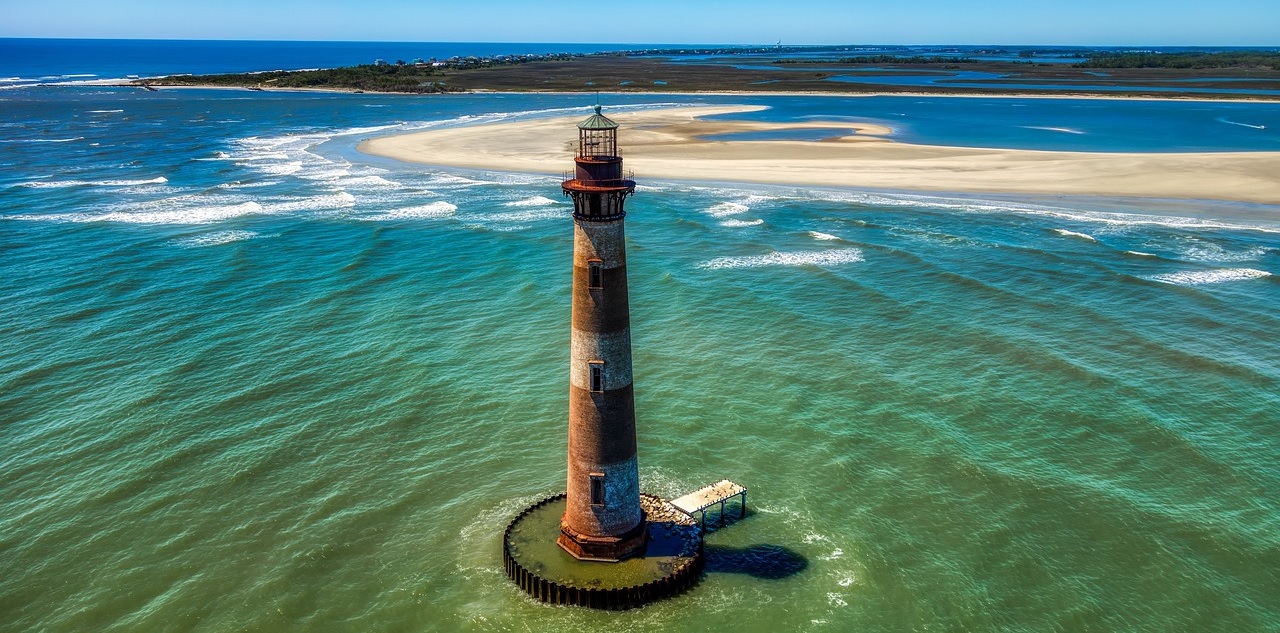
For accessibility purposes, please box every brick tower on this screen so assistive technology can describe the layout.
[557,106,645,562]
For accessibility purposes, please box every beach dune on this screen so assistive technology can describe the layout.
[359,105,1280,204]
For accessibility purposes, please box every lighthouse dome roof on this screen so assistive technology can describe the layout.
[577,104,618,130]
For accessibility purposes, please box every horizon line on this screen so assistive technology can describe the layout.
[2,36,1279,49]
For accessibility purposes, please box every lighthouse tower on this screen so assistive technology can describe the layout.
[557,106,645,562]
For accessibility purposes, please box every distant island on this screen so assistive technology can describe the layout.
[127,47,1280,99]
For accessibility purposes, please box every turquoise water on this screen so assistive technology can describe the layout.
[2,84,1279,632]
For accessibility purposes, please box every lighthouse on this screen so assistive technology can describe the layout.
[499,108,725,608]
[556,105,645,562]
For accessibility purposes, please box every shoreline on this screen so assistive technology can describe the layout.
[79,80,1280,103]
[357,105,1280,206]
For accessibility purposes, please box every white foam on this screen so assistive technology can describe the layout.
[1182,242,1268,263]
[698,248,864,270]
[705,201,749,217]
[259,192,356,214]
[721,218,763,227]
[837,574,856,587]
[362,201,458,221]
[463,222,528,232]
[1053,228,1097,241]
[216,180,280,189]
[13,201,263,225]
[1022,125,1086,135]
[475,208,569,223]
[1008,206,1280,235]
[1,137,83,143]
[18,177,168,188]
[234,152,290,161]
[1148,268,1271,285]
[299,165,352,181]
[1125,250,1158,257]
[337,175,400,188]
[819,547,844,561]
[503,195,559,208]
[1218,118,1266,130]
[251,161,303,176]
[826,593,848,608]
[87,109,123,114]
[424,173,498,188]
[809,231,841,241]
[176,230,259,247]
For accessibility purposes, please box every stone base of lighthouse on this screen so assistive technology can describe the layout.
[557,514,648,562]
[503,494,704,610]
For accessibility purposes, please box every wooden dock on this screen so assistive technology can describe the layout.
[671,480,747,530]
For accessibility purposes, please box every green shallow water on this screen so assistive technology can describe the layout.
[2,89,1279,632]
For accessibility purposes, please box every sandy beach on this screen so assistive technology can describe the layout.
[360,105,1280,205]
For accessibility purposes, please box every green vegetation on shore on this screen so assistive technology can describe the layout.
[132,51,1280,100]
[149,64,461,93]
[1078,51,1280,70]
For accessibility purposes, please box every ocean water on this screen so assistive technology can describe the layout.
[3,56,1280,632]
[0,38,656,88]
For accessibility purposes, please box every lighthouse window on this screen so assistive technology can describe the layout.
[588,260,603,289]
[590,473,605,506]
[588,361,604,392]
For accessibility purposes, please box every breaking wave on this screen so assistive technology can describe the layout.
[1147,268,1271,286]
[698,248,865,269]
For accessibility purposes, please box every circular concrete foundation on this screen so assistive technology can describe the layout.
[503,493,704,610]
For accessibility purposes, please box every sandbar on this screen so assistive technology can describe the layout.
[359,105,1280,205]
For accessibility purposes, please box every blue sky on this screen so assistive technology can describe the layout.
[3,0,1277,45]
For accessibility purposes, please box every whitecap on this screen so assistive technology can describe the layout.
[299,166,352,181]
[424,173,498,188]
[1182,242,1268,263]
[1125,250,1158,257]
[258,192,356,214]
[252,161,303,176]
[463,223,528,232]
[87,109,123,114]
[826,593,848,608]
[705,201,749,217]
[12,201,263,225]
[474,208,569,223]
[337,175,400,188]
[1022,125,1086,134]
[362,201,458,221]
[176,230,259,247]
[698,249,864,270]
[721,218,763,227]
[1,137,83,143]
[503,196,560,208]
[18,176,168,188]
[809,231,841,241]
[1053,228,1097,241]
[1218,118,1266,130]
[216,180,280,189]
[1147,268,1271,285]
